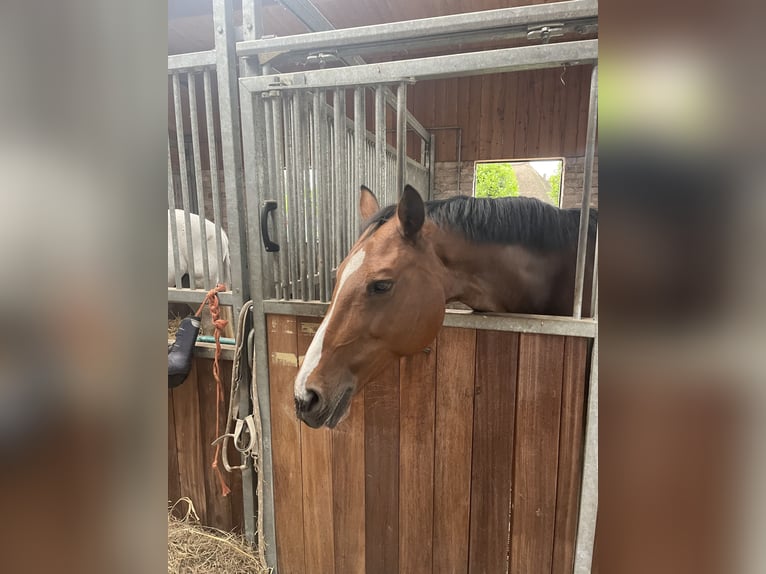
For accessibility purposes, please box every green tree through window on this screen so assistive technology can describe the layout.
[474,163,519,198]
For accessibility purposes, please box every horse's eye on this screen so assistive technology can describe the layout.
[368,280,393,295]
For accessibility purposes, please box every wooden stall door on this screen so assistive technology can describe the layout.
[265,314,590,574]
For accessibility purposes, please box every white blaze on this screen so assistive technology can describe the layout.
[294,249,366,399]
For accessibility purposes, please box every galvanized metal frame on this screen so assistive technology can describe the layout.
[204,2,599,572]
[237,0,597,62]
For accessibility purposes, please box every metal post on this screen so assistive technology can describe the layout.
[293,91,310,301]
[312,90,327,302]
[354,87,366,236]
[333,89,347,266]
[428,133,436,201]
[395,82,407,196]
[167,141,183,288]
[262,67,281,298]
[284,96,300,298]
[212,0,257,551]
[572,65,597,319]
[203,69,227,287]
[270,94,290,300]
[574,335,598,574]
[375,85,386,204]
[172,72,198,290]
[590,228,598,318]
[188,72,212,289]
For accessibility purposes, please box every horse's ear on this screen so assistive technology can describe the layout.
[359,185,380,220]
[397,185,425,240]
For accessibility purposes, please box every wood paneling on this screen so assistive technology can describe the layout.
[197,358,233,531]
[266,315,306,574]
[399,343,438,573]
[510,334,566,574]
[433,327,477,574]
[468,330,519,574]
[297,317,336,574]
[168,391,181,510]
[364,361,401,574]
[552,337,590,573]
[172,360,209,524]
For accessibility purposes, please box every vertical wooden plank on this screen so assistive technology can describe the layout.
[167,390,181,510]
[478,75,494,159]
[457,77,472,162]
[549,67,567,159]
[468,331,519,574]
[526,70,545,158]
[501,72,519,159]
[562,65,584,156]
[172,359,209,524]
[433,328,477,574]
[365,361,400,574]
[197,357,234,531]
[332,388,366,573]
[267,314,306,574]
[466,76,483,162]
[513,71,531,159]
[539,68,558,158]
[489,73,506,159]
[552,337,589,573]
[297,317,335,574]
[399,342,438,574]
[509,334,566,574]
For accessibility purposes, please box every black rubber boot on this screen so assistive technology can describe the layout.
[168,316,201,388]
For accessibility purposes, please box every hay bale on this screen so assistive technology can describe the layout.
[168,498,268,574]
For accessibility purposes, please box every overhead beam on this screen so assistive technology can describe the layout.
[240,1,598,58]
[240,39,598,91]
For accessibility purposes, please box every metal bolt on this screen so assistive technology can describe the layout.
[216,25,223,34]
[246,22,253,31]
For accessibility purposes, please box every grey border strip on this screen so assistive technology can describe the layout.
[262,300,597,338]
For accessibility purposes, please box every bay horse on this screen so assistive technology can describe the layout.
[294,185,597,428]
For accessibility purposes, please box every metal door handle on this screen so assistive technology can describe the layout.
[260,200,280,252]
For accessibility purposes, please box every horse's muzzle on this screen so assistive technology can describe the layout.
[295,387,353,429]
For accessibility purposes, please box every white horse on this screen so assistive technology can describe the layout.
[168,209,234,338]
[167,209,230,289]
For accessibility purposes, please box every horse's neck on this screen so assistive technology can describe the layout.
[430,227,568,314]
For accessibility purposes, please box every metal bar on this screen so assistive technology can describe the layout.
[188,72,211,290]
[374,86,386,204]
[203,70,227,290]
[168,287,236,306]
[241,39,597,91]
[167,50,216,71]
[572,65,598,319]
[354,87,366,237]
[213,0,249,307]
[284,96,300,298]
[238,78,276,565]
[574,336,598,574]
[428,133,436,200]
[271,95,290,299]
[212,0,257,552]
[333,90,346,267]
[263,92,281,298]
[395,82,407,196]
[312,90,327,302]
[590,227,598,318]
[293,91,309,300]
[172,72,198,290]
[167,141,183,289]
[262,300,598,338]
[322,103,334,297]
[237,1,597,57]
[305,99,318,301]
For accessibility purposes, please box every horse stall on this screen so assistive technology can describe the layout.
[168,0,598,572]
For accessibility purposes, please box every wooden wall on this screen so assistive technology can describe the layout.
[266,314,591,573]
[408,64,595,163]
[168,356,245,532]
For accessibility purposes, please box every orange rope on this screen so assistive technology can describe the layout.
[196,283,231,497]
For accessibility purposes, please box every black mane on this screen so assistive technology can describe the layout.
[361,195,597,251]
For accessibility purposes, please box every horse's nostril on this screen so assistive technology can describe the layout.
[296,389,322,415]
[305,389,320,412]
